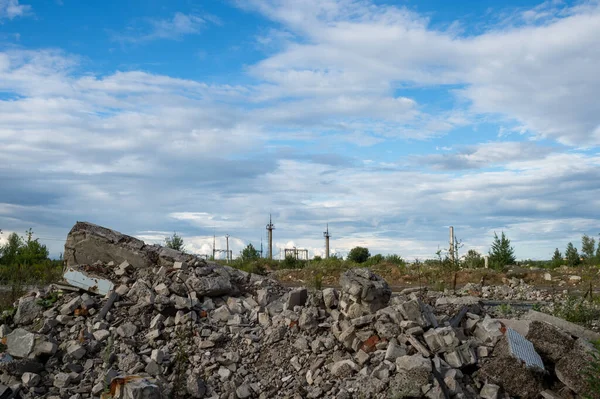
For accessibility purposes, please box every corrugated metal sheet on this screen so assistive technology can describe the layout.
[506,328,545,371]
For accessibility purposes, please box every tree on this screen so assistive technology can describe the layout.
[347,246,370,263]
[581,234,596,261]
[19,229,49,266]
[165,232,185,252]
[0,232,23,266]
[239,243,260,262]
[488,232,516,270]
[462,250,484,269]
[552,248,563,268]
[565,242,581,267]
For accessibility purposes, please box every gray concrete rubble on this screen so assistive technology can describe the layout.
[0,222,598,399]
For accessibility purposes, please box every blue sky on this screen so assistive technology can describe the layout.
[1,0,599,260]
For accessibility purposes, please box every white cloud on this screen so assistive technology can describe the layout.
[114,12,210,43]
[2,1,600,260]
[243,0,600,146]
[0,0,31,20]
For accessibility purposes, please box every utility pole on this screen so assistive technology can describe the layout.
[449,226,455,263]
[226,234,230,263]
[212,235,216,261]
[266,214,275,260]
[323,224,331,259]
[260,238,263,258]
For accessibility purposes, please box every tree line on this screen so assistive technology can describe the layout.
[164,230,599,272]
[0,229,63,285]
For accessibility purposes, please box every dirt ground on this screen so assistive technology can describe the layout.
[272,263,600,293]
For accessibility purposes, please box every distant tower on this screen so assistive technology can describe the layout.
[449,226,455,262]
[323,224,331,259]
[266,214,275,260]
[226,234,230,263]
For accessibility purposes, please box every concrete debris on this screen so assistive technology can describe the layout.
[0,221,596,399]
[524,309,600,341]
[339,268,391,317]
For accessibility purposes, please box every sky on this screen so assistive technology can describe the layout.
[0,0,599,261]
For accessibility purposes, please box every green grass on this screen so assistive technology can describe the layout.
[552,296,600,327]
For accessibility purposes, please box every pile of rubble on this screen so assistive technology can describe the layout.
[0,222,599,399]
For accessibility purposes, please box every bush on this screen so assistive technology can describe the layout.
[385,254,406,266]
[585,340,600,399]
[347,247,370,263]
[462,250,484,269]
[365,254,384,266]
[282,255,306,269]
[552,296,600,326]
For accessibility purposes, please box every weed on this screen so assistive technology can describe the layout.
[531,302,542,312]
[36,291,61,308]
[498,303,513,316]
[172,327,191,399]
[584,340,600,399]
[312,272,323,291]
[553,296,600,327]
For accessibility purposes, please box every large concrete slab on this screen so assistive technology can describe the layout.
[524,310,600,341]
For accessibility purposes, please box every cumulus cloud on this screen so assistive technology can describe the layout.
[0,0,30,20]
[2,0,600,261]
[417,142,555,170]
[242,0,600,146]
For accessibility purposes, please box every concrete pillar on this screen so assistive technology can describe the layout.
[324,224,331,259]
[449,226,455,262]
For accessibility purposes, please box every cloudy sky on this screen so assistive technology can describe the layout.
[1,0,599,260]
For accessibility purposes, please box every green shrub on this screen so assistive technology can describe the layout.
[385,254,406,266]
[347,247,370,263]
[585,340,600,399]
[553,296,600,326]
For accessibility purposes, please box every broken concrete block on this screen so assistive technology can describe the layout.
[423,327,460,353]
[185,275,232,297]
[14,296,43,325]
[385,339,406,361]
[153,283,170,296]
[0,325,11,339]
[21,372,41,387]
[34,340,57,356]
[322,288,338,309]
[399,300,426,325]
[236,384,252,399]
[60,296,82,315]
[67,343,86,360]
[173,261,187,271]
[525,320,574,363]
[524,310,600,341]
[330,359,359,377]
[479,335,546,399]
[93,329,110,342]
[555,349,595,395]
[443,343,477,368]
[474,316,503,345]
[480,383,500,399]
[53,372,72,388]
[339,268,391,316]
[287,288,308,309]
[6,328,35,358]
[117,322,138,338]
[391,354,432,398]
